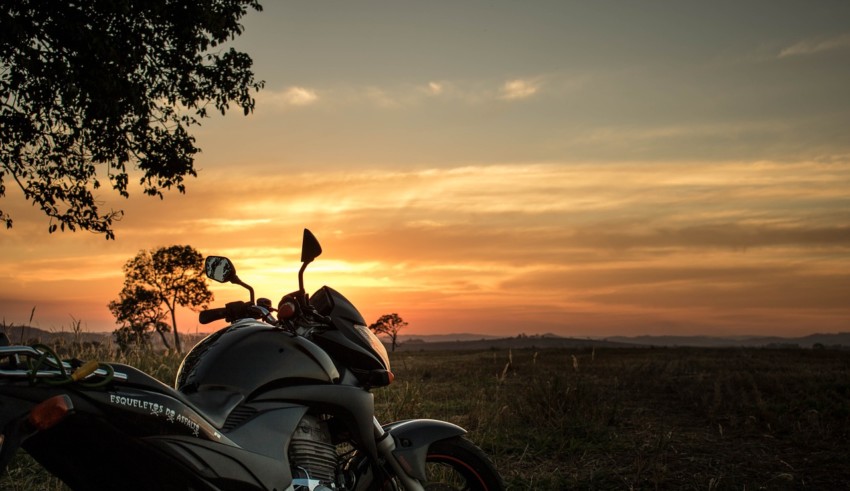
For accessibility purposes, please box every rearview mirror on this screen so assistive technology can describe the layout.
[301,229,322,264]
[205,256,236,283]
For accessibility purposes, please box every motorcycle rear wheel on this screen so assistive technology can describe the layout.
[419,436,505,491]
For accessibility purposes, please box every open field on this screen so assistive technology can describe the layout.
[379,347,850,489]
[2,344,849,490]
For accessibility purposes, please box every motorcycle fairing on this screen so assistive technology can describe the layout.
[0,384,208,490]
[84,388,237,445]
[146,434,295,491]
[2,385,314,490]
[310,286,391,375]
[254,384,379,458]
[224,404,307,461]
[23,412,222,491]
[2,371,299,489]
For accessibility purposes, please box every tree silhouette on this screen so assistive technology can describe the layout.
[369,313,408,352]
[108,285,171,351]
[0,1,264,238]
[117,245,212,352]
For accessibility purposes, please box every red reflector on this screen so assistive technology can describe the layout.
[387,370,395,384]
[29,395,74,431]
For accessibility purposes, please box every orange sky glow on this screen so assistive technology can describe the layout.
[2,1,849,339]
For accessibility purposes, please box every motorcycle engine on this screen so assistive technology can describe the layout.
[290,414,339,490]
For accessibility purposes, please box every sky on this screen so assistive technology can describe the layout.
[1,0,849,339]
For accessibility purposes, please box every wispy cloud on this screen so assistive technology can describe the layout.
[262,86,319,108]
[191,160,850,242]
[572,120,792,144]
[778,32,850,58]
[499,78,541,100]
[256,77,554,110]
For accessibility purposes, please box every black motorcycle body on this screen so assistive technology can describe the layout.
[0,230,503,491]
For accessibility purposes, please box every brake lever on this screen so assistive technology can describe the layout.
[247,305,279,326]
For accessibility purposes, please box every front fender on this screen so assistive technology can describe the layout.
[383,418,466,481]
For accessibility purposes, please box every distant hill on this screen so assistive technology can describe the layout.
[0,325,111,345]
[5,325,848,352]
[0,325,208,350]
[393,332,850,351]
[393,334,637,351]
[397,333,502,343]
[606,332,850,348]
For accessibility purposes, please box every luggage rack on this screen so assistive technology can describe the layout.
[0,345,127,381]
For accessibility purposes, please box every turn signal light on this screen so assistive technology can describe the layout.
[277,300,297,320]
[28,395,74,431]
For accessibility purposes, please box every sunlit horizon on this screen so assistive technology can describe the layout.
[2,1,849,340]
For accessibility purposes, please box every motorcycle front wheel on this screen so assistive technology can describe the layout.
[417,436,505,491]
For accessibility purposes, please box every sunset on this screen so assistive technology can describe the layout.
[1,1,848,339]
[3,2,850,489]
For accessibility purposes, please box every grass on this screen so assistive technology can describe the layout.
[2,340,849,489]
[375,347,850,489]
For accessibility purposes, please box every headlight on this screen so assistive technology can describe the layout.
[353,324,391,371]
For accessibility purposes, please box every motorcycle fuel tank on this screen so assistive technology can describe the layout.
[175,320,340,398]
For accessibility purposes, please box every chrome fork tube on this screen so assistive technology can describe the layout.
[373,417,425,491]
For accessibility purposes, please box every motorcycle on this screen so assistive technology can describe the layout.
[0,229,505,491]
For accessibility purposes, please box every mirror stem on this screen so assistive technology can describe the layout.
[233,275,255,304]
[298,261,311,306]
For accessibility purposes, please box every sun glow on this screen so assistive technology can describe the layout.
[3,0,849,339]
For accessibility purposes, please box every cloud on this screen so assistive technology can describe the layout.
[263,86,319,107]
[427,81,443,95]
[3,157,848,336]
[180,160,850,258]
[499,78,540,100]
[255,77,552,110]
[778,32,850,58]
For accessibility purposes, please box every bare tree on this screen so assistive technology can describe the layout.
[369,313,408,352]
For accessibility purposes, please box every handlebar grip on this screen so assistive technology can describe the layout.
[199,308,227,324]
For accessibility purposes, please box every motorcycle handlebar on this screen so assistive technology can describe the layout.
[199,301,255,325]
[198,299,333,328]
[199,308,227,324]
